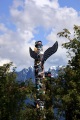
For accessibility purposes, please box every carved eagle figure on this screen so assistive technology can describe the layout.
[29,41,58,65]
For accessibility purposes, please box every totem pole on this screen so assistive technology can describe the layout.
[29,41,58,119]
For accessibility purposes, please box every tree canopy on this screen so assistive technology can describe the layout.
[52,25,80,120]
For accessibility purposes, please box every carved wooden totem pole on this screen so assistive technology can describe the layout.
[29,41,58,119]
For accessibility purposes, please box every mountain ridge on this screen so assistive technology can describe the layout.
[16,66,62,82]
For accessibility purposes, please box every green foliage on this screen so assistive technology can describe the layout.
[52,25,80,120]
[24,76,55,120]
[0,62,34,120]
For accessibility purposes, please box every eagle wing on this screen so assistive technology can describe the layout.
[43,41,58,63]
[29,47,37,59]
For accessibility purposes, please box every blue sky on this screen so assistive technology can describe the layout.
[59,0,80,11]
[0,0,80,17]
[0,0,12,17]
[0,0,80,70]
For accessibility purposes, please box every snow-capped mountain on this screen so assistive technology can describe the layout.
[48,66,62,78]
[16,66,35,82]
[16,66,62,82]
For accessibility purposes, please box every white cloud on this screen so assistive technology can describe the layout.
[32,0,59,8]
[0,0,80,70]
[0,58,11,66]
[0,28,34,69]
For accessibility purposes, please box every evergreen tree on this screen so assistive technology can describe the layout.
[52,25,80,120]
[0,62,30,120]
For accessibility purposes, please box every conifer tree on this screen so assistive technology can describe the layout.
[52,25,80,120]
[0,62,30,120]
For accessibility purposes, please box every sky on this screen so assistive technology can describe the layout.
[0,0,80,71]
